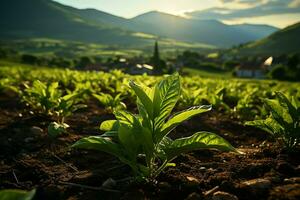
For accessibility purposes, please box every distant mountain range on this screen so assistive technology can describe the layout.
[233,22,300,55]
[0,0,280,48]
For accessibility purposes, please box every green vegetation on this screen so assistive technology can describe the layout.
[268,54,300,81]
[246,92,300,150]
[93,93,126,113]
[0,65,298,122]
[0,189,35,200]
[22,80,86,137]
[235,22,300,55]
[73,73,237,180]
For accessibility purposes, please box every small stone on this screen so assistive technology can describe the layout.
[269,184,300,200]
[158,182,171,190]
[208,168,217,172]
[284,177,300,184]
[200,167,206,171]
[102,178,116,188]
[240,178,271,194]
[212,191,239,200]
[7,138,12,142]
[186,176,200,183]
[30,126,44,136]
[24,137,34,143]
[185,192,201,200]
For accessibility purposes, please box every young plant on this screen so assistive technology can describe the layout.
[246,92,300,150]
[23,80,86,138]
[73,73,238,180]
[93,93,126,113]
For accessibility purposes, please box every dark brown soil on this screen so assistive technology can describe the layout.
[0,94,299,200]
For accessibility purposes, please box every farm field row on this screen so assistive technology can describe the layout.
[0,66,299,200]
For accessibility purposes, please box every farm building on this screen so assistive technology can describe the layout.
[235,57,273,78]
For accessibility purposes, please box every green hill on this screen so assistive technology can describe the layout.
[0,0,279,49]
[0,0,153,47]
[130,11,278,48]
[236,22,300,55]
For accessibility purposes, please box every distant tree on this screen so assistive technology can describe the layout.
[268,64,288,80]
[287,54,299,70]
[78,56,93,69]
[150,41,167,74]
[22,54,38,65]
[223,60,239,70]
[0,48,7,58]
[49,57,72,68]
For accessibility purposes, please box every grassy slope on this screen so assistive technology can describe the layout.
[0,0,214,51]
[236,22,300,55]
[0,38,215,59]
[183,67,232,78]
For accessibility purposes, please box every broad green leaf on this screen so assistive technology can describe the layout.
[264,99,292,126]
[114,110,141,127]
[114,111,142,155]
[118,123,138,155]
[140,127,154,165]
[246,118,283,137]
[129,80,153,118]
[72,136,125,159]
[0,189,36,200]
[162,132,238,161]
[153,73,180,128]
[100,120,119,131]
[101,131,118,138]
[157,136,173,160]
[275,92,298,122]
[72,136,136,172]
[157,105,212,141]
[62,92,79,101]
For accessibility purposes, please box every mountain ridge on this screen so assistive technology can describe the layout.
[233,22,300,55]
[0,0,280,48]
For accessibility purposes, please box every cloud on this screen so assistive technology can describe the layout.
[289,0,300,8]
[188,0,300,20]
[219,0,267,7]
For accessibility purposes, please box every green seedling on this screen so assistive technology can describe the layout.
[246,92,300,150]
[93,93,126,113]
[73,73,238,181]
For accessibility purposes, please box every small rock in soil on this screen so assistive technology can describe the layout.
[239,178,271,194]
[102,178,116,188]
[269,184,300,200]
[30,126,44,137]
[185,176,200,187]
[158,182,171,190]
[212,191,238,200]
[185,192,201,200]
[200,167,206,171]
[284,177,300,184]
[24,137,34,143]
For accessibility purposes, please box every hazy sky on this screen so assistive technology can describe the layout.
[54,0,300,28]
